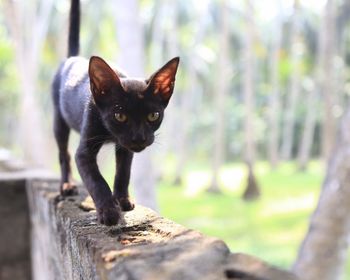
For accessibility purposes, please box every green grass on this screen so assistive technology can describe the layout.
[157,161,323,269]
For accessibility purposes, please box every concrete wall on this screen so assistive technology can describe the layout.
[0,177,31,280]
[0,174,299,280]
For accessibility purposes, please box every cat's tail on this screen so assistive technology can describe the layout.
[67,0,80,57]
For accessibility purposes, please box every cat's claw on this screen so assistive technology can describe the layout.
[97,200,122,226]
[115,196,135,212]
[60,182,78,196]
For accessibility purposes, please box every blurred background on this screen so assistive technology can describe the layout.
[1,0,349,277]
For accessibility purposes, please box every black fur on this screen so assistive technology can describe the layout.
[68,0,80,57]
[52,0,179,225]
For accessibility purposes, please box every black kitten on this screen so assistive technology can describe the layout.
[52,0,179,225]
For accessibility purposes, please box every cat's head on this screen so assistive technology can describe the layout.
[88,56,179,152]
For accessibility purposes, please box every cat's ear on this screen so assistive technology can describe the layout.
[147,57,180,105]
[89,56,123,104]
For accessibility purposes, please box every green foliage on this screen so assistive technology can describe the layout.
[158,160,322,268]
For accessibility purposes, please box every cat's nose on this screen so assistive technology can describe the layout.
[129,135,147,152]
[131,135,146,146]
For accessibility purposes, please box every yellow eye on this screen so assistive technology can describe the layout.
[147,112,160,122]
[115,113,127,122]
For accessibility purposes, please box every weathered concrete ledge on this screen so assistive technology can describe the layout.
[0,170,55,280]
[0,178,31,280]
[26,179,298,280]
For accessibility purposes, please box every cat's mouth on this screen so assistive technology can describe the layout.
[118,138,153,153]
[127,145,146,153]
[120,142,148,153]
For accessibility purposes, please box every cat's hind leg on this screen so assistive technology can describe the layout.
[54,115,77,196]
[53,110,78,196]
[52,72,77,196]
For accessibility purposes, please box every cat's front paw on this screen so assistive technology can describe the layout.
[60,182,78,196]
[97,200,122,226]
[114,196,135,212]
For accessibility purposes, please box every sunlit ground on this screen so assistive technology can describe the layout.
[158,161,323,269]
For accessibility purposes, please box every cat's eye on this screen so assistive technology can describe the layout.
[147,112,160,122]
[115,113,127,122]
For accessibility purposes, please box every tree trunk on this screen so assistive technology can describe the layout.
[151,0,182,184]
[173,62,196,186]
[173,5,207,186]
[293,107,350,280]
[207,0,230,193]
[267,0,282,169]
[84,2,103,55]
[114,0,158,211]
[243,162,260,200]
[280,0,302,161]
[298,0,339,170]
[297,13,324,171]
[4,0,54,167]
[297,86,318,171]
[150,1,166,69]
[321,0,338,161]
[241,0,260,200]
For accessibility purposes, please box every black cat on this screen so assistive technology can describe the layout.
[52,0,179,225]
